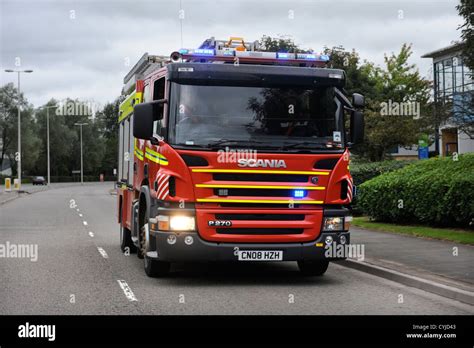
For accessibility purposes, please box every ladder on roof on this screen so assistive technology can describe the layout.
[198,36,259,51]
[122,53,169,94]
[122,38,257,93]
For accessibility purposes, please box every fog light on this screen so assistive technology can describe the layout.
[325,235,333,245]
[184,235,194,245]
[167,234,177,245]
[340,235,347,245]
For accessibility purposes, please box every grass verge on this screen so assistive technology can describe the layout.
[352,217,474,245]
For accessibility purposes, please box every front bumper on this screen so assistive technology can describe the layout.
[150,230,350,262]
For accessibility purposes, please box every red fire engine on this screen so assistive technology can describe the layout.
[117,37,364,277]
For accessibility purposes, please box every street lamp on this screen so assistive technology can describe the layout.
[74,123,88,185]
[5,69,34,189]
[39,105,57,185]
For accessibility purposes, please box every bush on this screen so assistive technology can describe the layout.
[357,154,474,227]
[351,160,414,185]
[350,160,414,215]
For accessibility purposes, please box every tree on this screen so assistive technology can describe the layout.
[95,96,123,176]
[0,83,40,177]
[257,37,432,161]
[258,35,312,53]
[456,0,474,139]
[59,98,105,178]
[33,100,77,176]
[457,0,474,72]
[360,44,432,161]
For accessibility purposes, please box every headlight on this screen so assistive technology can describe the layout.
[157,215,196,231]
[169,215,195,231]
[322,217,344,232]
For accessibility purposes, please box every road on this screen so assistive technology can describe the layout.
[0,183,473,315]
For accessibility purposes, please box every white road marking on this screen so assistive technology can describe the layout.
[79,213,83,217]
[83,221,88,226]
[88,231,94,238]
[97,247,108,259]
[117,280,138,302]
[76,209,80,212]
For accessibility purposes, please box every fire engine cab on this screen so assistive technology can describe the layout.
[117,37,364,277]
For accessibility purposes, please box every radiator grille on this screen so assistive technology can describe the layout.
[216,228,304,235]
[213,173,308,182]
[215,214,305,221]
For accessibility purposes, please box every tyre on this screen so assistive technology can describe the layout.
[120,225,137,253]
[144,256,170,277]
[139,200,170,277]
[297,260,329,276]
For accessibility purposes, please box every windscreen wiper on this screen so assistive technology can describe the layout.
[279,142,327,150]
[206,139,279,149]
[205,139,243,148]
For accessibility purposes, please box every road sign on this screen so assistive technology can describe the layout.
[418,146,429,159]
[72,170,81,174]
[418,135,429,160]
[5,178,11,192]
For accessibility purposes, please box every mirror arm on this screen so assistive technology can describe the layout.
[153,98,168,105]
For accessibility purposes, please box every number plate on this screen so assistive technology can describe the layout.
[238,250,283,261]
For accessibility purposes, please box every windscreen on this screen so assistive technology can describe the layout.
[169,83,343,150]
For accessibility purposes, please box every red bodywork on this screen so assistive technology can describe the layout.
[119,139,352,243]
[118,67,353,245]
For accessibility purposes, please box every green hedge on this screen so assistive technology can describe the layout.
[351,160,414,185]
[350,160,415,215]
[357,154,474,227]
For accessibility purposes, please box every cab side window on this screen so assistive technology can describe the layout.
[143,84,151,103]
[118,122,124,180]
[122,119,130,182]
[153,77,166,134]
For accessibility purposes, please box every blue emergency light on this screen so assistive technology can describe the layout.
[293,190,306,198]
[194,48,214,56]
[277,52,291,59]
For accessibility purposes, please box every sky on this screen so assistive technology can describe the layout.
[0,0,464,108]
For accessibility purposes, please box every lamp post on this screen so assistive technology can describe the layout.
[74,123,88,185]
[39,105,57,185]
[4,69,33,188]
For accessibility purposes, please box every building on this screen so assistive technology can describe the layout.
[422,42,474,156]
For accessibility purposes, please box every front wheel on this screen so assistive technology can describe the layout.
[144,256,170,277]
[120,225,137,254]
[297,260,329,276]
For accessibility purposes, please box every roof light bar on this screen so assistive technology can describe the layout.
[277,52,296,59]
[176,37,331,64]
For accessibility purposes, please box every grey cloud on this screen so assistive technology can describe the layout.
[0,0,463,108]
